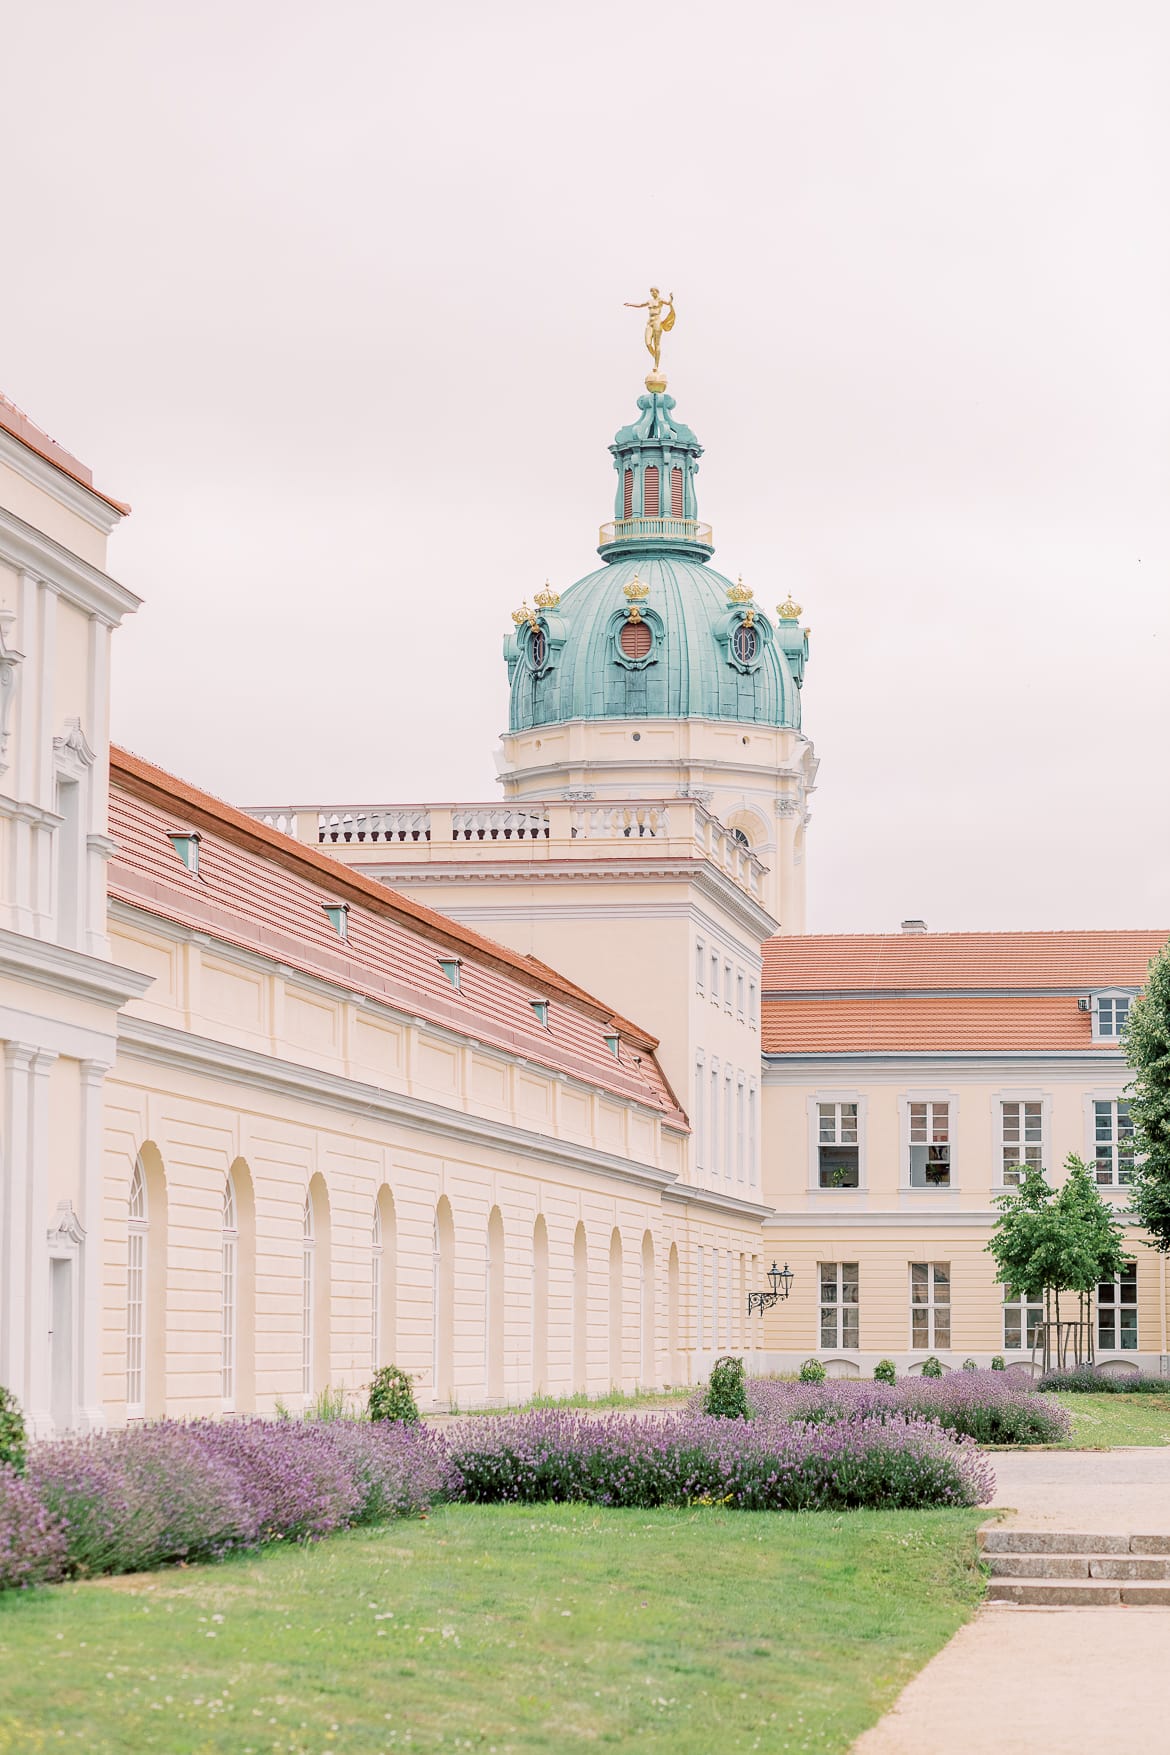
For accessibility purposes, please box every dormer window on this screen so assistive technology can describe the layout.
[529,627,548,669]
[604,1032,621,1058]
[1093,992,1133,1041]
[438,958,463,991]
[531,999,550,1028]
[323,903,349,941]
[168,832,201,874]
[732,623,759,664]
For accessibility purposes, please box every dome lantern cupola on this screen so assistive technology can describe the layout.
[599,391,713,563]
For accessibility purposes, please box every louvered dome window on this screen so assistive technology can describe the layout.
[670,467,684,517]
[619,620,653,659]
[623,470,634,518]
[642,465,660,516]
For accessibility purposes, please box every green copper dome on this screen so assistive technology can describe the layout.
[504,389,808,733]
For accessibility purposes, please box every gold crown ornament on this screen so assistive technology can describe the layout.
[776,594,803,620]
[727,575,754,604]
[623,575,650,601]
[534,580,560,609]
[511,602,540,630]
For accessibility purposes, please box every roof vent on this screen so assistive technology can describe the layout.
[900,919,927,934]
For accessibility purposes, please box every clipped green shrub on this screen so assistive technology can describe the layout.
[920,1356,944,1379]
[0,1388,26,1475]
[961,1358,978,1372]
[990,1356,1006,1371]
[705,1356,751,1420]
[873,1359,896,1385]
[368,1365,420,1425]
[799,1358,827,1384]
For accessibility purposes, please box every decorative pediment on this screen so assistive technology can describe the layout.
[47,1200,86,1248]
[53,717,97,776]
[0,608,24,777]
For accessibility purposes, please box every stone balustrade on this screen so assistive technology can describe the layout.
[247,797,765,900]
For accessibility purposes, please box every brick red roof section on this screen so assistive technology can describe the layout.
[0,392,130,515]
[763,930,1168,1055]
[107,747,684,1126]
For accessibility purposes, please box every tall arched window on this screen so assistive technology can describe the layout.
[222,1170,238,1409]
[668,1243,680,1382]
[640,1231,655,1387]
[623,469,634,518]
[371,1201,382,1369]
[486,1206,505,1403]
[532,1215,549,1396]
[301,1194,314,1397]
[126,1158,147,1416]
[572,1221,588,1393]
[609,1227,623,1389]
[433,1196,455,1408]
[670,466,684,518]
[643,465,660,517]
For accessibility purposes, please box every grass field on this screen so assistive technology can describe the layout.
[1052,1390,1170,1447]
[0,1503,987,1755]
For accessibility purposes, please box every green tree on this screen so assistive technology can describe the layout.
[1126,943,1170,1252]
[986,1158,1126,1347]
[986,1165,1054,1314]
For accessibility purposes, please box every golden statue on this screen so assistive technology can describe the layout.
[625,287,675,388]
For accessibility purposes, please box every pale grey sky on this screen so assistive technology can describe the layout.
[5,0,1168,932]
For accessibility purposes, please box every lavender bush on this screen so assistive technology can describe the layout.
[445,1409,994,1510]
[0,1465,68,1590]
[1039,1366,1170,1395]
[744,1372,1071,1446]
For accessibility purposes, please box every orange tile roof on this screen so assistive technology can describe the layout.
[762,930,1167,1055]
[0,392,130,515]
[108,747,685,1126]
[763,930,1168,994]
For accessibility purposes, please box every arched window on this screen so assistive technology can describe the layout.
[126,1158,147,1416]
[572,1221,588,1393]
[623,469,634,518]
[731,827,751,848]
[619,619,653,659]
[222,1170,238,1409]
[532,1215,549,1396]
[301,1194,314,1397]
[643,465,660,517]
[640,1231,655,1387]
[668,1243,680,1382]
[486,1206,505,1402]
[670,467,684,518]
[732,623,759,664]
[371,1201,382,1369]
[433,1196,455,1408]
[529,627,547,669]
[609,1228,623,1388]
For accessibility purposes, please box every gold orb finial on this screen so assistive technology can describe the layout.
[776,594,803,620]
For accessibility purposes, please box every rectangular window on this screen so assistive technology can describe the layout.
[1096,996,1131,1039]
[1000,1100,1043,1185]
[1094,1100,1134,1185]
[818,1101,859,1187]
[736,971,745,1020]
[1098,1264,1138,1351]
[748,1083,758,1187]
[1003,1286,1044,1350]
[695,940,705,992]
[694,1057,705,1173]
[735,1078,745,1182]
[724,961,733,1013]
[709,1063,719,1175]
[909,1100,951,1187]
[710,950,719,997]
[724,1071,733,1179]
[820,1262,859,1349]
[748,978,757,1029]
[910,1261,950,1350]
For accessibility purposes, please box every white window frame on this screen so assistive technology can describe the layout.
[709,949,719,1001]
[995,1094,1048,1188]
[748,1080,759,1188]
[221,1170,238,1410]
[909,1261,951,1351]
[735,1075,746,1183]
[723,1069,733,1180]
[1003,1285,1044,1352]
[1097,1264,1138,1352]
[723,960,733,1014]
[695,939,705,994]
[709,1059,720,1178]
[819,1262,859,1350]
[901,1095,955,1190]
[1089,1096,1135,1188]
[126,1158,147,1417]
[736,970,745,1021]
[1092,989,1135,1043]
[808,1094,865,1191]
[694,1052,705,1174]
[748,978,758,1030]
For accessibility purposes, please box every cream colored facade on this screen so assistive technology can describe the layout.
[0,383,1165,1441]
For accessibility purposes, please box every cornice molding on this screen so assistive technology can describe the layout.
[0,505,141,624]
[764,1208,1002,1230]
[762,1051,1128,1078]
[661,1183,773,1221]
[0,429,126,532]
[115,1015,686,1198]
[0,925,154,1008]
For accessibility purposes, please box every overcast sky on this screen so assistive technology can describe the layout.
[5,1,1168,934]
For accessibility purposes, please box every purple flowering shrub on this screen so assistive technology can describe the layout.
[5,1416,441,1590]
[745,1372,1071,1446]
[445,1409,994,1510]
[0,1465,68,1590]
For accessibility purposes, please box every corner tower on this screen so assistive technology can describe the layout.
[499,355,818,931]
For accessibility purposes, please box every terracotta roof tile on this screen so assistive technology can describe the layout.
[763,930,1168,994]
[107,747,685,1126]
[763,994,1125,1054]
[0,392,130,515]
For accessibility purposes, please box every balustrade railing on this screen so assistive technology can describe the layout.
[597,516,713,548]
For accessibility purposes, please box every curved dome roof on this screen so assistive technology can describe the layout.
[504,386,808,734]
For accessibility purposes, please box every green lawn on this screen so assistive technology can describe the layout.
[1052,1390,1170,1447]
[0,1504,987,1755]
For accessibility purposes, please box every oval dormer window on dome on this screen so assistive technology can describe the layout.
[732,622,759,664]
[529,626,548,669]
[620,619,653,659]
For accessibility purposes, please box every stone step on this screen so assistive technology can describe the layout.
[988,1554,1170,1581]
[980,1529,1170,1556]
[987,1579,1170,1606]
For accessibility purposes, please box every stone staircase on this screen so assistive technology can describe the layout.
[982,1529,1170,1605]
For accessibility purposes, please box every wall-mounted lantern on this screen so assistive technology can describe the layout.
[747,1260,794,1316]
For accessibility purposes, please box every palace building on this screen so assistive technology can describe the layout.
[0,348,1165,1435]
